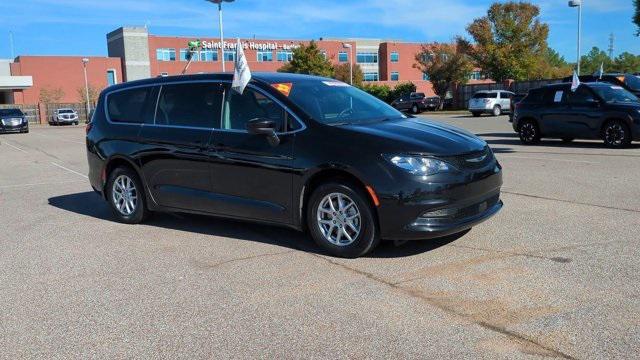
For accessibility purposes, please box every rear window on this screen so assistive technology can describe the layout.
[107,87,154,123]
[0,109,24,116]
[156,83,223,128]
[411,93,425,99]
[473,92,497,99]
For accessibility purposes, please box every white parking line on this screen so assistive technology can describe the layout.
[50,162,88,179]
[498,155,598,164]
[1,141,28,153]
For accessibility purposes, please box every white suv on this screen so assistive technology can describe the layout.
[50,108,79,125]
[468,90,514,117]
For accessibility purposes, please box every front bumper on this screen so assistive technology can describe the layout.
[376,162,503,241]
[0,122,28,133]
[52,117,78,124]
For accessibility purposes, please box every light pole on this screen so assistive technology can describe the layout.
[569,0,582,75]
[343,43,353,85]
[81,58,90,121]
[206,0,235,72]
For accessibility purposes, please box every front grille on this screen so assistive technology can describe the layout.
[419,194,500,224]
[441,146,494,170]
[1,118,22,126]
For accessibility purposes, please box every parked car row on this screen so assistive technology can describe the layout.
[468,90,515,117]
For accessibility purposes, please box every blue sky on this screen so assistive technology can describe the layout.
[0,0,637,62]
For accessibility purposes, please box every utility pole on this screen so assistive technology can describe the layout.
[608,33,615,60]
[9,31,15,59]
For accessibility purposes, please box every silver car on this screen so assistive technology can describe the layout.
[468,90,514,117]
[50,108,79,125]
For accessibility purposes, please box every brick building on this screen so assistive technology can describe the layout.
[0,26,491,106]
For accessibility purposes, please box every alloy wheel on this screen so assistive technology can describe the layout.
[316,192,361,246]
[604,123,626,146]
[111,174,138,216]
[521,122,537,142]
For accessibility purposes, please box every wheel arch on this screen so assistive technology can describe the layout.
[102,156,143,196]
[298,167,379,232]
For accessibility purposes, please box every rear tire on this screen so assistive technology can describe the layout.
[602,120,631,148]
[492,105,502,116]
[519,120,540,145]
[307,182,380,258]
[106,166,149,224]
[411,104,419,114]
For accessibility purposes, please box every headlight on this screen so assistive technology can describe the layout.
[385,155,452,176]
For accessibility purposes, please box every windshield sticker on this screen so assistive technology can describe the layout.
[322,81,350,87]
[271,83,293,97]
[554,91,563,103]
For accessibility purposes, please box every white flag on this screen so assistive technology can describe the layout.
[597,62,604,79]
[571,70,580,92]
[232,38,251,94]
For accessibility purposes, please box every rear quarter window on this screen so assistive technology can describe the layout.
[107,87,154,123]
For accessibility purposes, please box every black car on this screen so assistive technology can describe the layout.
[0,108,29,134]
[513,82,640,147]
[86,73,503,258]
[509,93,527,122]
[391,92,438,113]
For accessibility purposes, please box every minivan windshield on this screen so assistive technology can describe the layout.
[0,109,23,116]
[286,80,406,125]
[591,85,639,103]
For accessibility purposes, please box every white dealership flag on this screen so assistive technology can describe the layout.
[597,62,604,79]
[232,38,251,94]
[571,70,580,92]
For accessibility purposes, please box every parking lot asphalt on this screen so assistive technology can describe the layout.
[1,115,639,359]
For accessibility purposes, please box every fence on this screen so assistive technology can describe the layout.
[454,78,563,109]
[0,104,40,124]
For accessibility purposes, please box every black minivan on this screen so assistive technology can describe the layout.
[513,82,640,147]
[87,73,503,257]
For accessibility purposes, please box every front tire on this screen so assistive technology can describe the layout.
[602,120,631,148]
[307,182,380,258]
[519,120,540,145]
[107,167,148,224]
[411,104,419,114]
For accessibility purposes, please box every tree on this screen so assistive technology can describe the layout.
[613,52,640,73]
[534,47,572,79]
[415,43,472,109]
[458,1,549,81]
[333,63,364,87]
[634,0,640,36]
[361,84,391,103]
[389,82,417,101]
[278,41,334,77]
[580,47,613,75]
[39,87,65,104]
[76,85,100,107]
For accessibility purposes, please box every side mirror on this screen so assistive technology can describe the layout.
[246,118,280,146]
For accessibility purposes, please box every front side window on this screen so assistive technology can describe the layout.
[257,51,273,62]
[287,80,405,125]
[390,72,399,81]
[356,52,378,64]
[390,52,399,62]
[156,83,222,128]
[156,48,176,62]
[591,85,639,103]
[338,52,348,62]
[107,87,154,123]
[568,86,595,103]
[223,88,286,132]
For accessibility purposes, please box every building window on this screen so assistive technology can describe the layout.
[180,49,201,62]
[422,73,430,81]
[257,51,273,62]
[390,52,399,63]
[277,51,294,62]
[224,51,235,62]
[390,72,399,81]
[357,52,378,64]
[199,49,219,62]
[468,71,482,80]
[421,53,434,63]
[338,52,348,62]
[106,69,117,86]
[156,48,176,62]
[363,72,379,82]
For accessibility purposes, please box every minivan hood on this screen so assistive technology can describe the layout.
[341,118,487,155]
